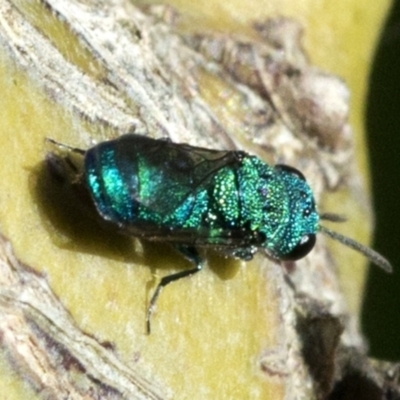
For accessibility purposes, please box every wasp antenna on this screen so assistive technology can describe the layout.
[320,213,347,223]
[319,225,392,273]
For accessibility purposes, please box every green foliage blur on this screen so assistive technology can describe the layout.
[363,1,400,361]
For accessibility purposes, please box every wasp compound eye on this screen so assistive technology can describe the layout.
[281,233,316,261]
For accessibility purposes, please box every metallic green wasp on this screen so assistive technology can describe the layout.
[46,134,392,333]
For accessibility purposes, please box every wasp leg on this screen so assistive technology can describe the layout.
[45,138,86,184]
[146,246,203,334]
[45,137,86,155]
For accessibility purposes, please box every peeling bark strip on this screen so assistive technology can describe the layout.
[0,1,141,133]
[0,0,352,180]
[0,233,167,399]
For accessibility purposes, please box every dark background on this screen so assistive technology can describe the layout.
[363,1,400,360]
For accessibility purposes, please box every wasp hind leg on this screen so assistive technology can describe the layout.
[45,138,86,184]
[146,246,204,334]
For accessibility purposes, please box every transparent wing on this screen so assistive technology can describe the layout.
[104,134,244,216]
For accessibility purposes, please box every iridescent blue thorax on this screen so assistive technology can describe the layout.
[220,156,319,260]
